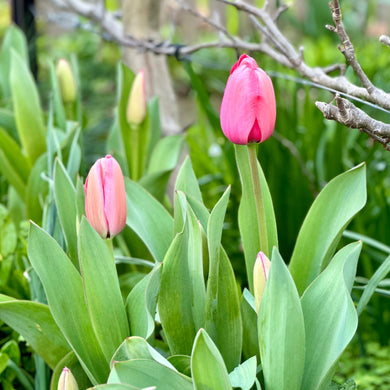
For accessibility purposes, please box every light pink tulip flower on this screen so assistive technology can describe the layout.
[85,155,127,238]
[220,54,276,145]
[253,251,271,312]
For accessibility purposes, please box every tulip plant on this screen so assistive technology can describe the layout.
[0,27,380,390]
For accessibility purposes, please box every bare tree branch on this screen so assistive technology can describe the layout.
[316,95,390,149]
[328,0,374,93]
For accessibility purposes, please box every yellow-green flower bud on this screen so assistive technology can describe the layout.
[56,58,77,104]
[253,251,271,312]
[126,70,146,126]
[57,367,79,390]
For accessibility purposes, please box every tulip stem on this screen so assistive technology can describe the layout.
[129,125,140,181]
[247,143,269,257]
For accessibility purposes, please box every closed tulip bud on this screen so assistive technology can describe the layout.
[84,155,127,238]
[253,251,271,312]
[220,54,276,145]
[57,367,79,390]
[56,58,77,104]
[126,70,146,126]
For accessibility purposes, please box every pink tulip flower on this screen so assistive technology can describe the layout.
[85,155,127,238]
[253,251,271,312]
[220,54,276,145]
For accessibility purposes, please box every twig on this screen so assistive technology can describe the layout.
[328,0,374,94]
[316,95,390,149]
[379,35,390,49]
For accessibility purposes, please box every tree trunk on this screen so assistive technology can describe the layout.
[122,0,181,135]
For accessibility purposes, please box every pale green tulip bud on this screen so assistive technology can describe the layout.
[56,58,77,104]
[253,251,271,312]
[126,70,146,126]
[57,367,79,390]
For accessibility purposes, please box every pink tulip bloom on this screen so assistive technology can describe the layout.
[85,155,127,238]
[220,54,276,145]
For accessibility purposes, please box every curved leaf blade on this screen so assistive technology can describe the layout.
[289,163,366,295]
[258,248,305,390]
[300,242,361,390]
[191,329,232,390]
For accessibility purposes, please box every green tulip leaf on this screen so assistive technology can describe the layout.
[258,248,305,390]
[78,218,129,363]
[126,264,162,339]
[159,195,206,355]
[27,223,109,384]
[111,336,175,370]
[0,295,70,369]
[228,356,257,390]
[125,178,173,262]
[300,242,361,390]
[54,159,78,265]
[91,385,144,390]
[108,359,192,390]
[240,289,259,362]
[175,157,203,204]
[0,25,28,99]
[289,163,366,295]
[235,144,278,292]
[205,187,242,372]
[0,127,30,199]
[25,154,49,225]
[10,50,46,164]
[191,329,232,390]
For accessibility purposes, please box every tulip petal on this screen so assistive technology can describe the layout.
[102,155,127,237]
[85,160,108,238]
[220,54,276,145]
[220,65,259,145]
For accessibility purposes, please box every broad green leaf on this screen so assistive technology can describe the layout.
[191,329,232,390]
[125,178,173,262]
[108,360,192,390]
[205,187,242,371]
[27,223,109,384]
[139,170,171,203]
[357,253,390,315]
[235,144,278,292]
[126,264,162,339]
[54,159,78,265]
[111,337,175,370]
[159,197,206,355]
[10,50,46,164]
[175,157,203,204]
[289,163,366,295]
[147,135,184,174]
[300,242,361,390]
[0,26,28,99]
[25,154,48,225]
[50,351,92,390]
[0,295,70,369]
[228,356,257,390]
[258,248,305,390]
[78,218,129,362]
